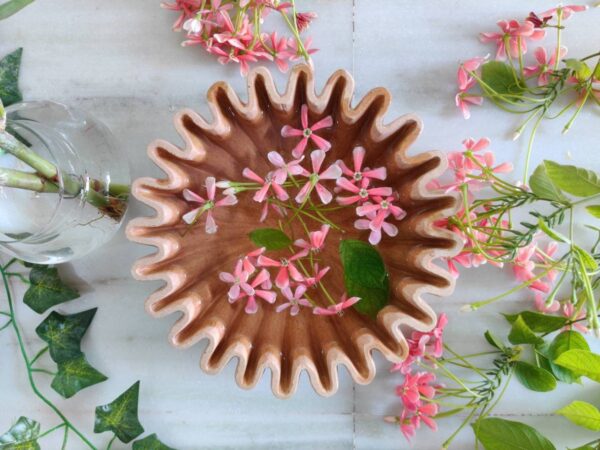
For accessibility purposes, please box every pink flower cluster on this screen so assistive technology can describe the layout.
[386,314,447,441]
[162,0,317,76]
[456,4,589,119]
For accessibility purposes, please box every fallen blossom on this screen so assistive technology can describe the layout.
[276,285,312,316]
[281,105,333,157]
[313,294,360,316]
[182,176,238,234]
[295,150,342,204]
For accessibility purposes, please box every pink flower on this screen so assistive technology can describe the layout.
[396,372,437,409]
[463,137,491,153]
[455,88,484,120]
[313,293,361,316]
[276,285,312,316]
[242,247,266,274]
[259,201,287,223]
[354,209,399,246]
[563,301,588,333]
[524,47,568,86]
[480,20,545,60]
[457,56,488,91]
[287,36,318,61]
[401,402,439,440]
[294,225,330,252]
[540,4,589,21]
[356,196,407,232]
[243,168,289,202]
[230,269,277,314]
[337,146,387,185]
[512,244,551,293]
[258,249,309,289]
[410,313,448,358]
[301,263,330,288]
[534,292,560,314]
[281,105,333,157]
[182,176,238,234]
[219,259,250,300]
[161,0,203,31]
[295,150,342,204]
[267,150,304,184]
[267,32,292,73]
[296,11,317,32]
[336,178,392,205]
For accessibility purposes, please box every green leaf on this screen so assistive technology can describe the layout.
[339,239,389,318]
[52,354,108,399]
[548,331,590,384]
[94,381,145,443]
[556,401,600,431]
[504,311,568,333]
[248,228,292,251]
[484,330,505,351]
[514,361,557,392]
[565,59,593,81]
[0,417,40,450]
[23,265,79,314]
[35,308,97,363]
[555,349,600,383]
[133,434,177,450]
[544,160,600,198]
[472,417,555,450]
[529,163,568,203]
[0,48,23,107]
[537,217,570,244]
[480,61,525,99]
[508,316,543,345]
[574,245,599,271]
[0,0,34,20]
[586,205,600,218]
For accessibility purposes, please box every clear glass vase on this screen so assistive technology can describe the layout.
[0,101,130,264]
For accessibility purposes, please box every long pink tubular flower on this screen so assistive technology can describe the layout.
[182,176,238,234]
[337,146,387,185]
[281,105,333,158]
[258,249,309,289]
[295,150,342,204]
[540,4,589,21]
[230,269,276,314]
[294,225,330,252]
[313,293,360,316]
[480,20,545,60]
[276,285,312,316]
[243,168,289,202]
[524,47,568,86]
[267,150,304,184]
[336,178,393,205]
[396,372,437,410]
[354,210,399,246]
[219,259,250,300]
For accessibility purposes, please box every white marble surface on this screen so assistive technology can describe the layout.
[1,1,600,449]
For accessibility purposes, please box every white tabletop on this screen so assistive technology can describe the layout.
[1,1,600,448]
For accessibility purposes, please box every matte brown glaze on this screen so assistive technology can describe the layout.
[126,66,462,398]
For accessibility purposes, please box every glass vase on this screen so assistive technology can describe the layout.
[0,101,130,264]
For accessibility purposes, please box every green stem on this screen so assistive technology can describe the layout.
[441,407,478,450]
[106,434,117,450]
[38,423,66,439]
[0,167,59,192]
[29,346,49,365]
[523,108,545,182]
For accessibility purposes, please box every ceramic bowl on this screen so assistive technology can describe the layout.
[126,65,461,398]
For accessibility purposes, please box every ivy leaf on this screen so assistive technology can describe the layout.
[339,239,390,318]
[94,381,145,443]
[23,265,79,314]
[547,331,590,384]
[508,315,543,345]
[529,163,568,203]
[586,205,600,218]
[0,416,40,450]
[556,401,600,431]
[35,308,97,363]
[248,228,292,251]
[51,354,108,399]
[0,0,34,20]
[543,161,600,198]
[0,48,23,107]
[504,311,568,333]
[133,434,177,450]
[480,61,525,99]
[472,417,555,450]
[554,349,600,383]
[514,361,556,392]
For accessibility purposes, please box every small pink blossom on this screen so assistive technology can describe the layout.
[294,225,330,252]
[356,196,407,233]
[230,269,277,314]
[524,47,568,85]
[161,0,203,31]
[296,11,317,32]
[267,32,292,73]
[301,263,330,288]
[337,146,387,186]
[400,402,439,440]
[219,259,250,300]
[457,56,488,91]
[534,292,560,314]
[281,105,333,157]
[295,150,342,204]
[313,293,360,316]
[276,285,312,316]
[512,244,551,293]
[182,176,238,234]
[243,168,289,202]
[410,313,448,358]
[563,301,588,333]
[258,249,309,289]
[354,209,399,246]
[480,20,545,60]
[396,372,437,409]
[540,4,589,21]
[455,89,484,120]
[267,150,304,184]
[336,178,392,205]
[242,247,266,274]
[288,36,318,61]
